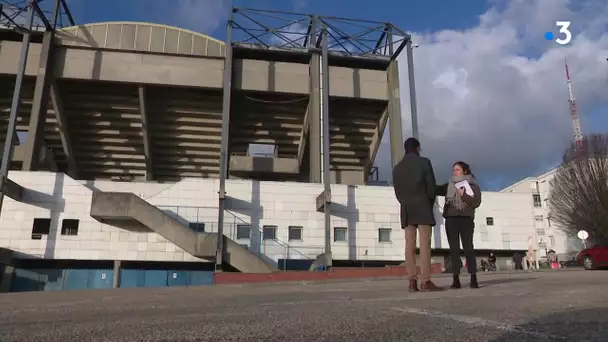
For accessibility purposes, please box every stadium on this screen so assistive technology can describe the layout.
[0,2,578,292]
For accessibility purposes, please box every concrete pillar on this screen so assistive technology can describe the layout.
[22,31,55,171]
[112,260,121,288]
[0,264,14,293]
[309,53,322,183]
[387,60,404,169]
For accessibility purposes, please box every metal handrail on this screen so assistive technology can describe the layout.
[156,205,317,263]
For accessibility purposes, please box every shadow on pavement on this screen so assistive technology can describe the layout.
[492,308,608,341]
[479,276,532,288]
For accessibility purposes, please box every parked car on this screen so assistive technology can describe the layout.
[577,246,608,270]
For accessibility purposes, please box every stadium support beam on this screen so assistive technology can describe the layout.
[49,80,77,178]
[387,30,405,169]
[308,23,322,183]
[0,5,33,218]
[22,31,55,172]
[216,8,235,272]
[365,107,389,176]
[137,85,153,181]
[320,25,332,269]
[22,0,64,172]
[405,39,419,140]
[387,60,403,169]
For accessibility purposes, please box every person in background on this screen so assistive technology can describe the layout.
[436,161,482,289]
[392,137,442,292]
[513,252,524,270]
[526,248,536,270]
[488,251,497,270]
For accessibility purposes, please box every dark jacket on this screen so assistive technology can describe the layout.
[488,254,496,263]
[392,153,437,227]
[436,182,482,218]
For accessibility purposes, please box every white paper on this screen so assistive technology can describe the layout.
[455,180,474,196]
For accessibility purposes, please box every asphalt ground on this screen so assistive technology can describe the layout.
[0,270,607,341]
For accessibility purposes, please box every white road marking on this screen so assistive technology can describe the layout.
[256,291,538,308]
[391,307,577,341]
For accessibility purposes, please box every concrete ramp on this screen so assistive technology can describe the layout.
[2,178,24,202]
[90,192,275,274]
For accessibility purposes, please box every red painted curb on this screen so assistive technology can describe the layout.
[213,264,443,285]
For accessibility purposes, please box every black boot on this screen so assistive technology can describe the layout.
[470,274,479,289]
[450,275,461,289]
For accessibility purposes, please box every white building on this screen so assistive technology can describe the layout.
[0,171,537,270]
[500,168,583,260]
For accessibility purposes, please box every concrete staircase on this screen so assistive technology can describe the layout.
[89,192,275,274]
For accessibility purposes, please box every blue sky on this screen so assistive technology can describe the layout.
[64,0,608,190]
[69,0,492,37]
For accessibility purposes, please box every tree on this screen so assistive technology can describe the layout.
[549,134,608,245]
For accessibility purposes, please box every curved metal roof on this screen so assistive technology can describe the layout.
[55,21,226,57]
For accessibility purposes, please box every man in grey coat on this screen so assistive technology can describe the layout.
[392,137,442,292]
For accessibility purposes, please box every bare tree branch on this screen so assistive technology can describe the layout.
[549,134,608,245]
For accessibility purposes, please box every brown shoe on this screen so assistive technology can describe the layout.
[420,280,444,292]
[408,279,419,292]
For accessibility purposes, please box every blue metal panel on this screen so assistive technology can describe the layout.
[119,269,144,288]
[143,270,168,288]
[10,268,46,292]
[40,269,64,291]
[63,269,90,291]
[284,259,315,271]
[88,269,113,289]
[187,271,214,286]
[167,270,188,287]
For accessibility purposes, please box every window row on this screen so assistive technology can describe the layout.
[27,217,498,242]
[235,225,394,243]
[333,227,393,243]
[31,218,79,239]
[235,225,303,241]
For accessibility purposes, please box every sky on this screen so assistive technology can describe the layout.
[64,0,608,190]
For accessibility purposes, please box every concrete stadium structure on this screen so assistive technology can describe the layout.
[0,4,413,282]
[0,5,580,292]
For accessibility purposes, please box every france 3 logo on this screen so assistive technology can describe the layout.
[544,21,572,45]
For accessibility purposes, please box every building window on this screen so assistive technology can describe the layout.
[547,217,552,227]
[333,227,347,242]
[31,218,51,239]
[533,194,542,208]
[188,222,205,232]
[262,225,277,240]
[288,226,303,241]
[534,215,543,221]
[236,224,251,240]
[60,219,79,236]
[378,228,391,243]
[486,217,494,226]
[480,232,489,241]
[549,235,555,246]
[248,143,277,158]
[536,229,546,236]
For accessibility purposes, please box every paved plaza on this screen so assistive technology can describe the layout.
[0,270,607,341]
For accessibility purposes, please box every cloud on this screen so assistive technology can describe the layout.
[293,0,308,12]
[376,0,608,190]
[269,22,308,47]
[147,0,230,34]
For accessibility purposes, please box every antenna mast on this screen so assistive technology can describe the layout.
[565,59,583,149]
